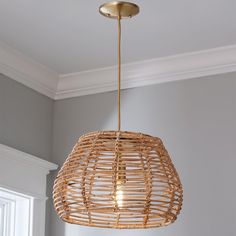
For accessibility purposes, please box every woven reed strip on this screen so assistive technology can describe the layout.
[158,147,175,222]
[86,133,100,224]
[139,133,152,225]
[113,131,121,225]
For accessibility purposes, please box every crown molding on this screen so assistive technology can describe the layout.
[0,41,58,99]
[0,40,236,100]
[56,45,236,99]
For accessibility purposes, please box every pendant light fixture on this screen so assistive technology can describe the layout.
[53,1,183,229]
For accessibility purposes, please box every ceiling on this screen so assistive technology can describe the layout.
[0,0,236,75]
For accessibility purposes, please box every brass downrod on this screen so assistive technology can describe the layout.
[117,16,121,131]
[99,2,140,131]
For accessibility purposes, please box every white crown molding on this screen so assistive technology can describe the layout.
[56,45,236,99]
[0,41,58,99]
[0,143,58,172]
[0,40,236,100]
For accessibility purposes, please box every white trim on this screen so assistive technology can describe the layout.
[0,188,32,236]
[0,196,15,236]
[0,40,236,100]
[0,143,57,197]
[56,45,236,99]
[0,144,57,172]
[0,184,47,201]
[0,144,58,236]
[0,41,58,99]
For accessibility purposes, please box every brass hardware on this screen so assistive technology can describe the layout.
[100,2,139,130]
[99,1,139,19]
[117,16,121,130]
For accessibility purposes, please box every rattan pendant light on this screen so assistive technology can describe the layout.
[53,1,183,229]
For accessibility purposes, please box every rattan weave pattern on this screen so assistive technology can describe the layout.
[53,131,183,228]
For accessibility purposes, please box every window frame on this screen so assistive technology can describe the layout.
[0,144,57,236]
[0,196,15,236]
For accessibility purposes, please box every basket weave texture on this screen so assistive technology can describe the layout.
[53,131,183,229]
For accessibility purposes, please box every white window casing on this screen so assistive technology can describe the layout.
[0,144,58,236]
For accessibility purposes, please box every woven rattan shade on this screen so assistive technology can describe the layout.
[53,131,183,229]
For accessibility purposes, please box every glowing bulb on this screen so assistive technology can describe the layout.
[116,161,126,208]
[116,186,123,208]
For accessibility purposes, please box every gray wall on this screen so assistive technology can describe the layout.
[1,72,235,236]
[0,73,54,236]
[0,73,54,161]
[51,72,236,236]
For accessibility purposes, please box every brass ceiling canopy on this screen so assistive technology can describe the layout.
[99,1,139,19]
[53,1,183,229]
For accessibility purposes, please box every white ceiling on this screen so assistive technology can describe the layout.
[0,0,236,74]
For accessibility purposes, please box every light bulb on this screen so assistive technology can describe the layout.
[116,185,123,208]
[116,161,126,208]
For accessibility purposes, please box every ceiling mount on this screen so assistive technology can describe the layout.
[99,1,139,19]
